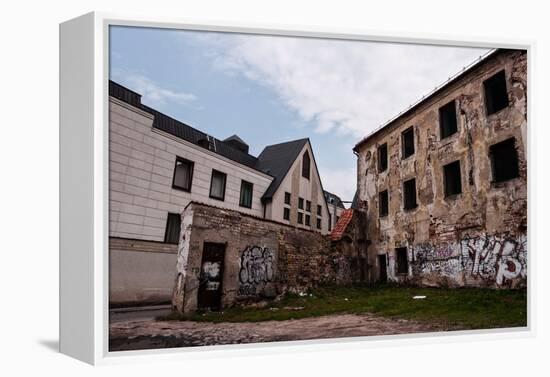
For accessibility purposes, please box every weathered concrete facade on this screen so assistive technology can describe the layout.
[172,203,366,312]
[354,49,527,288]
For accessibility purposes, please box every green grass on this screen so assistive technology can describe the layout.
[160,285,527,330]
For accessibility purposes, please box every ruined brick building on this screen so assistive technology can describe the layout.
[353,49,527,288]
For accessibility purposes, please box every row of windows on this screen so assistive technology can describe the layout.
[378,137,520,217]
[377,69,510,173]
[283,191,323,230]
[172,156,254,208]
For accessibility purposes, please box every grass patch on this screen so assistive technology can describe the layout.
[160,285,527,330]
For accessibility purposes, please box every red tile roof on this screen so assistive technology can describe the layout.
[330,209,354,241]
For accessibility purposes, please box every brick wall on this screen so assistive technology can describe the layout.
[172,203,361,312]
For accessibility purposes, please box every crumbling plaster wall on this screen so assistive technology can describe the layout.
[355,49,527,288]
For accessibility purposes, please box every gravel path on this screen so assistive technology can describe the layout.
[109,313,459,351]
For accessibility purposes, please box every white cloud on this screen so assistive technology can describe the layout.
[111,70,197,107]
[319,167,357,203]
[199,34,489,138]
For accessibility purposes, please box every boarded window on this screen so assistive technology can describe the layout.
[172,157,194,191]
[298,212,303,224]
[306,200,311,212]
[317,204,322,216]
[379,190,389,217]
[401,127,415,158]
[283,207,290,220]
[396,247,408,274]
[209,170,226,201]
[439,100,458,139]
[305,214,311,226]
[484,70,509,115]
[403,178,417,210]
[316,218,321,229]
[490,138,519,182]
[298,197,304,209]
[443,160,462,197]
[302,151,311,179]
[284,192,291,204]
[239,180,253,208]
[378,143,388,172]
[164,213,181,244]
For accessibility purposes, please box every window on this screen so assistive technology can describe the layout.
[336,216,340,224]
[379,190,389,217]
[401,127,415,158]
[298,197,304,209]
[403,178,417,210]
[302,151,311,179]
[209,169,226,201]
[317,205,322,216]
[172,157,194,192]
[484,70,509,115]
[443,160,462,197]
[164,213,181,244]
[328,214,332,231]
[316,218,321,229]
[396,247,408,274]
[378,143,388,172]
[439,100,458,139]
[298,212,303,224]
[306,200,311,212]
[490,138,519,183]
[283,207,290,220]
[305,214,311,226]
[284,192,291,205]
[239,180,253,208]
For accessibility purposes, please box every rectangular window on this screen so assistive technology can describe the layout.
[209,169,227,201]
[396,247,408,274]
[328,213,332,231]
[317,204,322,216]
[172,157,194,192]
[484,70,509,115]
[306,200,311,212]
[283,207,290,220]
[439,100,458,139]
[164,213,181,244]
[298,197,304,210]
[379,190,389,217]
[378,143,388,172]
[401,126,415,159]
[298,212,303,224]
[443,160,462,197]
[403,178,417,210]
[239,180,253,208]
[490,138,519,183]
[316,218,321,229]
[284,192,291,205]
[305,214,311,226]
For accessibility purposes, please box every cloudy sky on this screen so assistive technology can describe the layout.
[110,26,489,202]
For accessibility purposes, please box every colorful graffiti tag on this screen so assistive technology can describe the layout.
[238,246,274,296]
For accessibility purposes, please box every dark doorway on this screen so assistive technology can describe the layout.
[378,254,387,282]
[198,242,226,310]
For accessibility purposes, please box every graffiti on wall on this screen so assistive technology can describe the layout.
[409,233,526,286]
[238,246,274,296]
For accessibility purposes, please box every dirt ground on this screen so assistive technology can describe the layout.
[109,313,461,351]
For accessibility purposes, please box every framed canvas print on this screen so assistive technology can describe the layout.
[60,12,531,365]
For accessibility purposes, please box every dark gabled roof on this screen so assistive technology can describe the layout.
[255,138,309,201]
[350,190,359,209]
[109,80,259,170]
[324,190,346,209]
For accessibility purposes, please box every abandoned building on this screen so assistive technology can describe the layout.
[353,48,527,288]
[108,80,338,305]
[324,190,347,231]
